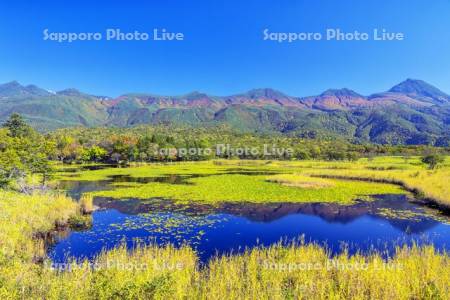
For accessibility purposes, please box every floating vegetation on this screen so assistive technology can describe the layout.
[109,212,228,246]
[375,208,426,221]
[55,157,450,207]
[92,173,404,204]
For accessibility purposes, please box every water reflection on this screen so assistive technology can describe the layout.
[93,195,448,234]
[59,164,117,173]
[48,193,450,263]
[51,168,450,263]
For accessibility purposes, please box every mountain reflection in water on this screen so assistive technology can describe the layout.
[47,193,450,263]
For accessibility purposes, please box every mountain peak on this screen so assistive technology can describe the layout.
[0,81,50,97]
[389,79,428,92]
[244,88,288,99]
[3,80,21,87]
[57,88,85,96]
[0,80,23,90]
[389,79,449,102]
[182,91,210,100]
[320,88,363,98]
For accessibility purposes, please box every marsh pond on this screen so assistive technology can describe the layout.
[48,160,450,263]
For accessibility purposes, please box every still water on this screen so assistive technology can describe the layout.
[48,173,450,263]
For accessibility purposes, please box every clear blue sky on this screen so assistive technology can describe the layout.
[0,0,449,97]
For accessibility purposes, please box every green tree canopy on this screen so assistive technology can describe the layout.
[2,113,34,138]
[422,154,445,169]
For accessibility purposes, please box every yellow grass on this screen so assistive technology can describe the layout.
[1,241,448,299]
[267,173,336,188]
[79,194,94,214]
[298,157,450,208]
[0,191,78,263]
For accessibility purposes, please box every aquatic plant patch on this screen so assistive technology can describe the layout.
[93,174,404,204]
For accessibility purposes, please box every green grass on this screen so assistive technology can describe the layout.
[57,159,431,205]
[55,161,240,182]
[94,173,404,204]
[55,156,450,207]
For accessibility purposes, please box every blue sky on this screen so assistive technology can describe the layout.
[0,0,449,97]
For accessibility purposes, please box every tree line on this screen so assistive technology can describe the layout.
[0,114,54,188]
[1,114,448,188]
[48,124,449,164]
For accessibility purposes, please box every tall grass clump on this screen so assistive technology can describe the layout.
[0,191,78,263]
[79,193,94,214]
[2,242,448,299]
[11,244,199,300]
[197,243,449,299]
[304,157,450,208]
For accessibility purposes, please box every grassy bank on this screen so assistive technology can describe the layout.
[311,168,450,208]
[0,191,78,263]
[2,241,449,299]
[297,156,450,209]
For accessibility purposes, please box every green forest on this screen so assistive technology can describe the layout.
[1,113,449,189]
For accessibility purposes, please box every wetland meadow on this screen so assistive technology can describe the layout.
[1,124,450,299]
[52,158,450,261]
[30,156,450,298]
[0,157,450,299]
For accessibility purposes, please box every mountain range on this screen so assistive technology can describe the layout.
[0,79,449,145]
